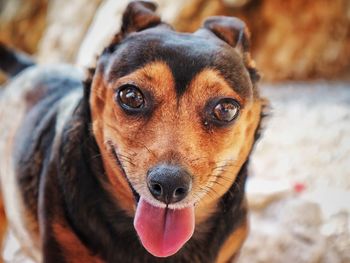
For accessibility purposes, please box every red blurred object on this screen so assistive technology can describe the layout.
[294,182,306,193]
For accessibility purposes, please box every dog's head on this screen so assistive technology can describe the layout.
[89,1,263,258]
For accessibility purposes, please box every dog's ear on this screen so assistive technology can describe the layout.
[121,1,161,35]
[107,1,162,50]
[203,16,260,83]
[203,16,250,54]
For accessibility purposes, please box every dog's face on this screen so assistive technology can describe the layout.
[89,1,263,258]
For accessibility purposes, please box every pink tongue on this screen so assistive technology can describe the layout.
[134,197,195,257]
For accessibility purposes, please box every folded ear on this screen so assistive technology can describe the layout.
[107,1,162,50]
[203,16,250,53]
[203,16,260,83]
[121,1,161,35]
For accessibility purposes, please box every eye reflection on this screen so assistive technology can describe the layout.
[118,85,144,109]
[213,100,240,122]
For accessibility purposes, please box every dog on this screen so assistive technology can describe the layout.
[0,1,266,262]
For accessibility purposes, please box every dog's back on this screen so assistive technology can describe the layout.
[0,47,84,260]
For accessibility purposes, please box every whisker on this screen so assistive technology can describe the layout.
[89,153,102,161]
[211,164,239,171]
[191,191,203,203]
[137,141,157,159]
[201,185,221,199]
[207,180,226,188]
[215,175,232,183]
[118,154,132,160]
[199,186,216,200]
[215,159,236,164]
[119,158,136,167]
[188,156,207,163]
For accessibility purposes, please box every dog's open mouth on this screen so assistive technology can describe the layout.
[108,142,195,257]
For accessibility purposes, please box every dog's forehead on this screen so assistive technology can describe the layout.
[106,28,252,97]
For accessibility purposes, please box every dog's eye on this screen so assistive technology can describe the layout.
[213,99,240,122]
[118,85,144,109]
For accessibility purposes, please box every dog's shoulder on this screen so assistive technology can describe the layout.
[0,64,86,261]
[1,65,83,211]
[2,64,85,168]
[2,64,83,105]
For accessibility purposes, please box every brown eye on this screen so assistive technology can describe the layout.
[213,99,240,122]
[118,85,144,109]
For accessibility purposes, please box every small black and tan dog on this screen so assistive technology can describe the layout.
[0,1,265,262]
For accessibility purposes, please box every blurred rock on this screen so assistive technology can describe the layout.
[0,0,47,85]
[174,0,350,81]
[251,82,350,190]
[302,187,350,219]
[241,196,350,263]
[76,0,189,68]
[254,0,350,81]
[3,0,348,81]
[241,198,327,263]
[0,0,48,54]
[37,0,102,64]
[239,82,350,263]
[222,0,251,8]
[75,0,129,68]
[246,178,292,209]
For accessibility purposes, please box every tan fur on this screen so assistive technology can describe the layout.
[215,220,248,263]
[0,198,7,263]
[53,223,103,263]
[0,2,263,260]
[90,61,263,226]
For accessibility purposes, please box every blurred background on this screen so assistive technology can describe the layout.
[0,0,349,262]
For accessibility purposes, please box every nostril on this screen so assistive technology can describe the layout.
[150,183,162,197]
[147,164,192,204]
[174,187,187,198]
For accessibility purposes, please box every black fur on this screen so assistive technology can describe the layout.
[0,43,34,77]
[5,2,262,261]
[106,28,253,98]
[13,73,85,223]
[57,96,248,262]
[9,69,250,262]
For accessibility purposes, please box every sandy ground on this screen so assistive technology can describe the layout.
[242,81,350,263]
[2,81,350,262]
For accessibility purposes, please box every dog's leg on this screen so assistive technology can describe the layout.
[0,194,7,263]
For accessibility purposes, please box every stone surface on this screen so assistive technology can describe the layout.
[37,0,102,64]
[253,1,350,81]
[2,0,349,80]
[76,0,189,68]
[222,0,251,8]
[174,0,350,81]
[0,0,47,54]
[246,178,292,209]
[241,82,350,263]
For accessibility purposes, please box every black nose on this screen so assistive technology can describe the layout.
[147,164,192,204]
